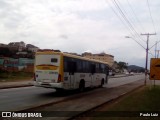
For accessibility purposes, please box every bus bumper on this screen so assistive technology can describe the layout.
[34,81,63,89]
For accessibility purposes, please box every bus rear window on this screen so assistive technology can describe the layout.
[51,58,58,63]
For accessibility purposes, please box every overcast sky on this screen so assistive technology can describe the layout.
[0,0,160,68]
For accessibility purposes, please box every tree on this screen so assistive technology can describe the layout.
[0,47,12,57]
[118,62,127,70]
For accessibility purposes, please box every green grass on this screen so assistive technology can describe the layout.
[92,86,160,120]
[0,71,33,82]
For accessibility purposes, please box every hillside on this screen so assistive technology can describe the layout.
[128,65,145,72]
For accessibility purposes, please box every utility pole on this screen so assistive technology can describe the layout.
[156,50,160,58]
[155,41,157,58]
[141,33,156,85]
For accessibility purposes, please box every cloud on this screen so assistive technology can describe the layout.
[0,0,159,68]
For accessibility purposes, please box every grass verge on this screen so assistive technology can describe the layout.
[0,71,33,82]
[91,86,160,120]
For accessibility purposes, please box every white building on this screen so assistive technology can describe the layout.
[82,52,114,66]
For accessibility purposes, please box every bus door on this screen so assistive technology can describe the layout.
[68,61,77,89]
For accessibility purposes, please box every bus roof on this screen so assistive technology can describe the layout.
[36,51,109,66]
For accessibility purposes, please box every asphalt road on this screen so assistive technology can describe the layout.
[0,74,145,111]
[106,74,145,88]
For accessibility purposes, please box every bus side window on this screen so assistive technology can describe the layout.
[64,57,69,72]
[90,64,96,74]
[51,58,58,63]
[105,65,109,75]
[68,61,77,75]
[85,61,90,72]
[96,63,100,73]
[72,62,77,73]
[82,61,89,73]
[77,60,83,72]
[100,64,105,73]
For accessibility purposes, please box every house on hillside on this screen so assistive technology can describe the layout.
[26,44,39,52]
[8,41,26,52]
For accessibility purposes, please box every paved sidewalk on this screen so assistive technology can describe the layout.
[0,80,33,89]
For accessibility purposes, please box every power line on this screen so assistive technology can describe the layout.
[146,0,159,45]
[111,0,146,43]
[149,41,160,50]
[106,0,155,58]
[148,52,154,57]
[106,0,147,51]
[146,0,157,34]
[115,0,146,43]
[105,0,139,40]
[126,0,146,33]
[125,36,145,50]
[106,1,129,34]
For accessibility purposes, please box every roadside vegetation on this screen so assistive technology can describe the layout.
[0,70,33,82]
[91,86,160,120]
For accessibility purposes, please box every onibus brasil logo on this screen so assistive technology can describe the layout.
[1,112,42,118]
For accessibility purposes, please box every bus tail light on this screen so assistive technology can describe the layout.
[58,74,61,82]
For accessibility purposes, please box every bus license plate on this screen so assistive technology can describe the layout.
[44,80,51,83]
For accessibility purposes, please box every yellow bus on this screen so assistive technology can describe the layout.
[34,51,109,91]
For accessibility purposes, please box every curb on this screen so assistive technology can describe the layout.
[0,84,33,89]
